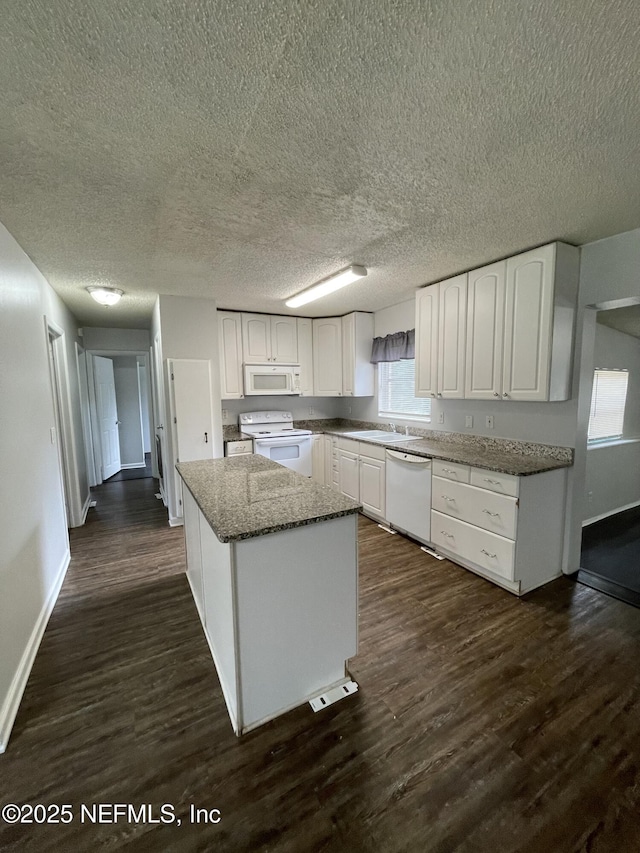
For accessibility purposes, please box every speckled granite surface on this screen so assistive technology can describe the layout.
[177,455,361,543]
[318,423,573,476]
[221,418,573,475]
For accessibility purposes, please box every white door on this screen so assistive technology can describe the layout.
[465,261,506,399]
[503,244,555,401]
[218,312,244,399]
[270,315,298,363]
[360,456,385,519]
[338,450,359,501]
[241,313,271,363]
[94,355,121,480]
[169,359,215,517]
[170,360,215,463]
[415,285,439,398]
[438,274,467,399]
[297,317,314,396]
[313,317,343,396]
[152,333,166,502]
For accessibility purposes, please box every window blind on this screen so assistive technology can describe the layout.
[588,368,629,441]
[378,359,431,419]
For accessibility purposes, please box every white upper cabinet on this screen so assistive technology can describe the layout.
[415,284,439,398]
[218,311,244,399]
[419,242,578,403]
[437,274,467,398]
[342,312,374,397]
[241,313,298,363]
[416,275,466,398]
[270,315,298,363]
[465,261,506,399]
[502,245,554,401]
[313,317,343,396]
[502,242,579,401]
[296,317,314,396]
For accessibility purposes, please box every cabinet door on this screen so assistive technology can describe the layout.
[338,450,359,501]
[297,318,314,396]
[313,318,343,396]
[415,285,439,397]
[438,274,467,398]
[270,315,298,363]
[241,313,271,363]
[218,312,244,399]
[359,456,385,520]
[311,434,325,484]
[342,313,355,396]
[465,261,506,399]
[324,435,333,488]
[503,245,555,401]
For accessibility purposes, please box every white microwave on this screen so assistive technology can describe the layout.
[243,363,301,396]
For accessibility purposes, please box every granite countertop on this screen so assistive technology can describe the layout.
[177,455,361,543]
[321,428,573,476]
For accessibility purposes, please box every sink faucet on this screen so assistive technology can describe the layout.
[389,422,396,433]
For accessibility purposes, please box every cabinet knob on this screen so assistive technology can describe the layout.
[502,392,509,398]
[493,392,500,397]
[437,393,442,397]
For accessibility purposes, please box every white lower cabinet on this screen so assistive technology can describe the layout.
[431,461,567,595]
[311,434,325,484]
[336,438,386,521]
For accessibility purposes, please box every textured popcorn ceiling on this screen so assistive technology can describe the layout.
[1,1,640,328]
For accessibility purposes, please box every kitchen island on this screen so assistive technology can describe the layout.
[177,455,361,735]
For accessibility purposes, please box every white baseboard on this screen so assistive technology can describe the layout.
[120,462,146,470]
[583,499,640,527]
[0,548,71,754]
[168,516,184,527]
[80,492,92,525]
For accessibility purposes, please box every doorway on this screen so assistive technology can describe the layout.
[82,350,154,486]
[576,304,640,606]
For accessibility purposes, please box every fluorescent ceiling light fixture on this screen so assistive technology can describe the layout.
[285,265,367,308]
[87,286,124,306]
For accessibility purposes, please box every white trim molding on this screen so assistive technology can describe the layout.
[120,462,147,470]
[80,492,92,525]
[583,499,640,527]
[0,549,70,753]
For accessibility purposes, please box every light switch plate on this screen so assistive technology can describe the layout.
[465,415,473,428]
[486,415,494,429]
[221,409,228,420]
[437,411,444,424]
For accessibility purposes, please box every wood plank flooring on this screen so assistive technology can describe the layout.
[2,477,640,851]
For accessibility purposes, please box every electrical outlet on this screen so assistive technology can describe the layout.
[221,409,228,420]
[437,411,444,424]
[347,405,352,414]
[588,491,593,503]
[309,407,314,415]
[486,415,494,429]
[465,415,473,428]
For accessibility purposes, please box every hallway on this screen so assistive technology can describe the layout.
[3,478,640,850]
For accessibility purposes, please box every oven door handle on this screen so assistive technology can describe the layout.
[253,436,311,448]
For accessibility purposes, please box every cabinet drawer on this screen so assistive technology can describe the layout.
[358,441,386,461]
[470,467,519,497]
[432,477,518,539]
[431,510,515,580]
[337,437,360,453]
[226,440,253,456]
[432,459,470,483]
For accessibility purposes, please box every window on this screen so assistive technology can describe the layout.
[378,359,431,420]
[588,368,629,442]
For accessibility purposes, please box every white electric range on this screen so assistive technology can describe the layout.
[239,411,313,477]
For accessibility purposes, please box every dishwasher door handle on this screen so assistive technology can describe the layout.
[385,449,431,465]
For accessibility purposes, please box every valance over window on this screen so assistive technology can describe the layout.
[370,329,415,363]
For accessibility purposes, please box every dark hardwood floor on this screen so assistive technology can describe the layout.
[3,478,640,851]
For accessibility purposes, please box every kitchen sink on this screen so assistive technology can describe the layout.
[342,430,422,444]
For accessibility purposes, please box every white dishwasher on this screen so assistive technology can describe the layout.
[385,449,432,545]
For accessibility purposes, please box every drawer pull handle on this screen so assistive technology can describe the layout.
[440,531,455,539]
[483,478,501,485]
[442,468,456,474]
[441,495,455,502]
[481,548,497,558]
[482,509,500,517]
